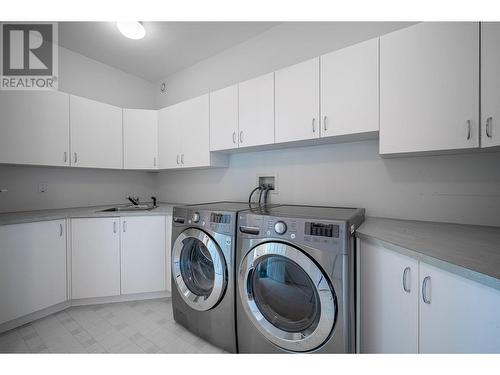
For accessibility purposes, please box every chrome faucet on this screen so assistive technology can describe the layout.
[127,196,140,205]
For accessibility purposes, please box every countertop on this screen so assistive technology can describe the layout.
[356,217,500,290]
[0,202,180,226]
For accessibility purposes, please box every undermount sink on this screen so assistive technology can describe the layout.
[98,205,156,212]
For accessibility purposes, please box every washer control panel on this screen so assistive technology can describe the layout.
[173,207,235,236]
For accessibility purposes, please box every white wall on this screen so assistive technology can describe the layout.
[0,46,157,213]
[156,141,500,227]
[154,22,414,107]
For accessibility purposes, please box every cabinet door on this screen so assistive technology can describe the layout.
[238,73,275,148]
[359,240,419,353]
[419,262,500,353]
[275,58,320,143]
[70,95,123,169]
[0,220,66,324]
[165,213,172,293]
[380,22,479,154]
[71,218,120,299]
[181,94,210,168]
[120,216,166,295]
[123,109,158,169]
[158,103,182,169]
[481,22,500,148]
[321,38,379,138]
[0,91,70,167]
[210,85,239,151]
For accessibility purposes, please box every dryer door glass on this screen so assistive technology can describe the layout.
[239,242,336,352]
[172,228,227,311]
[252,255,320,332]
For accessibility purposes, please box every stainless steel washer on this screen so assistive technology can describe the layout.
[171,202,268,353]
[236,205,365,353]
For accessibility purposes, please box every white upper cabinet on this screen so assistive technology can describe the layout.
[0,220,67,325]
[359,240,419,353]
[158,103,183,169]
[120,216,166,295]
[181,94,211,168]
[238,73,275,148]
[481,22,500,148]
[210,85,239,151]
[419,262,500,353]
[0,91,70,167]
[321,38,379,138]
[123,109,158,169]
[275,58,320,143]
[70,95,123,169]
[380,22,480,155]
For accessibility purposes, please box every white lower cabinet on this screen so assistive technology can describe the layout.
[120,216,166,294]
[359,239,500,353]
[71,218,121,299]
[0,220,67,324]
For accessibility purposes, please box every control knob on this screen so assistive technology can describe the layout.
[191,212,200,223]
[274,221,287,235]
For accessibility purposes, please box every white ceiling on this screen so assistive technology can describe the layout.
[58,22,281,82]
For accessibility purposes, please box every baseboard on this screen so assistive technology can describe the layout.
[0,290,172,334]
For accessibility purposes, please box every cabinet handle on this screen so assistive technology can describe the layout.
[153,157,157,167]
[123,221,127,233]
[64,152,67,163]
[181,154,184,164]
[467,120,471,140]
[59,223,64,237]
[422,276,431,304]
[176,155,180,165]
[323,116,328,131]
[233,131,237,144]
[402,267,411,293]
[113,221,117,234]
[74,152,78,164]
[312,118,316,133]
[239,131,243,144]
[486,117,493,138]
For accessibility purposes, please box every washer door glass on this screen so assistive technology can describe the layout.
[173,228,227,311]
[252,255,320,333]
[180,237,215,297]
[239,242,336,352]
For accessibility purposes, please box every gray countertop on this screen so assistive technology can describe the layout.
[0,202,180,226]
[356,217,500,290]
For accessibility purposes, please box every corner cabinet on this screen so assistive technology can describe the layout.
[123,109,158,169]
[158,94,228,169]
[358,239,500,353]
[0,220,67,325]
[0,91,70,167]
[380,22,480,155]
[70,95,123,169]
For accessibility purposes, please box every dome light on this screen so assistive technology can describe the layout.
[117,22,146,40]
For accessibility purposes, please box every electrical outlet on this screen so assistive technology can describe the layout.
[38,183,48,193]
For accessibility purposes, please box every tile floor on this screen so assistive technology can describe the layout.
[0,298,227,354]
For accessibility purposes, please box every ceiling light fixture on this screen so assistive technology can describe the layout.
[117,21,146,40]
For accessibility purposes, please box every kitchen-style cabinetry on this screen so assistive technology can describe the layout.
[380,22,480,155]
[120,216,166,295]
[71,218,121,299]
[359,239,500,353]
[359,240,418,353]
[123,109,158,169]
[210,85,239,151]
[275,58,320,144]
[0,220,67,325]
[481,22,500,148]
[321,38,379,138]
[70,95,123,169]
[238,73,275,148]
[0,91,70,167]
[419,262,500,353]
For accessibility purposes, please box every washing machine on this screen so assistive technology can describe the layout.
[236,205,365,353]
[171,202,270,353]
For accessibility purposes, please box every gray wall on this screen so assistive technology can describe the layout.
[156,141,500,227]
[154,22,500,227]
[0,46,157,213]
